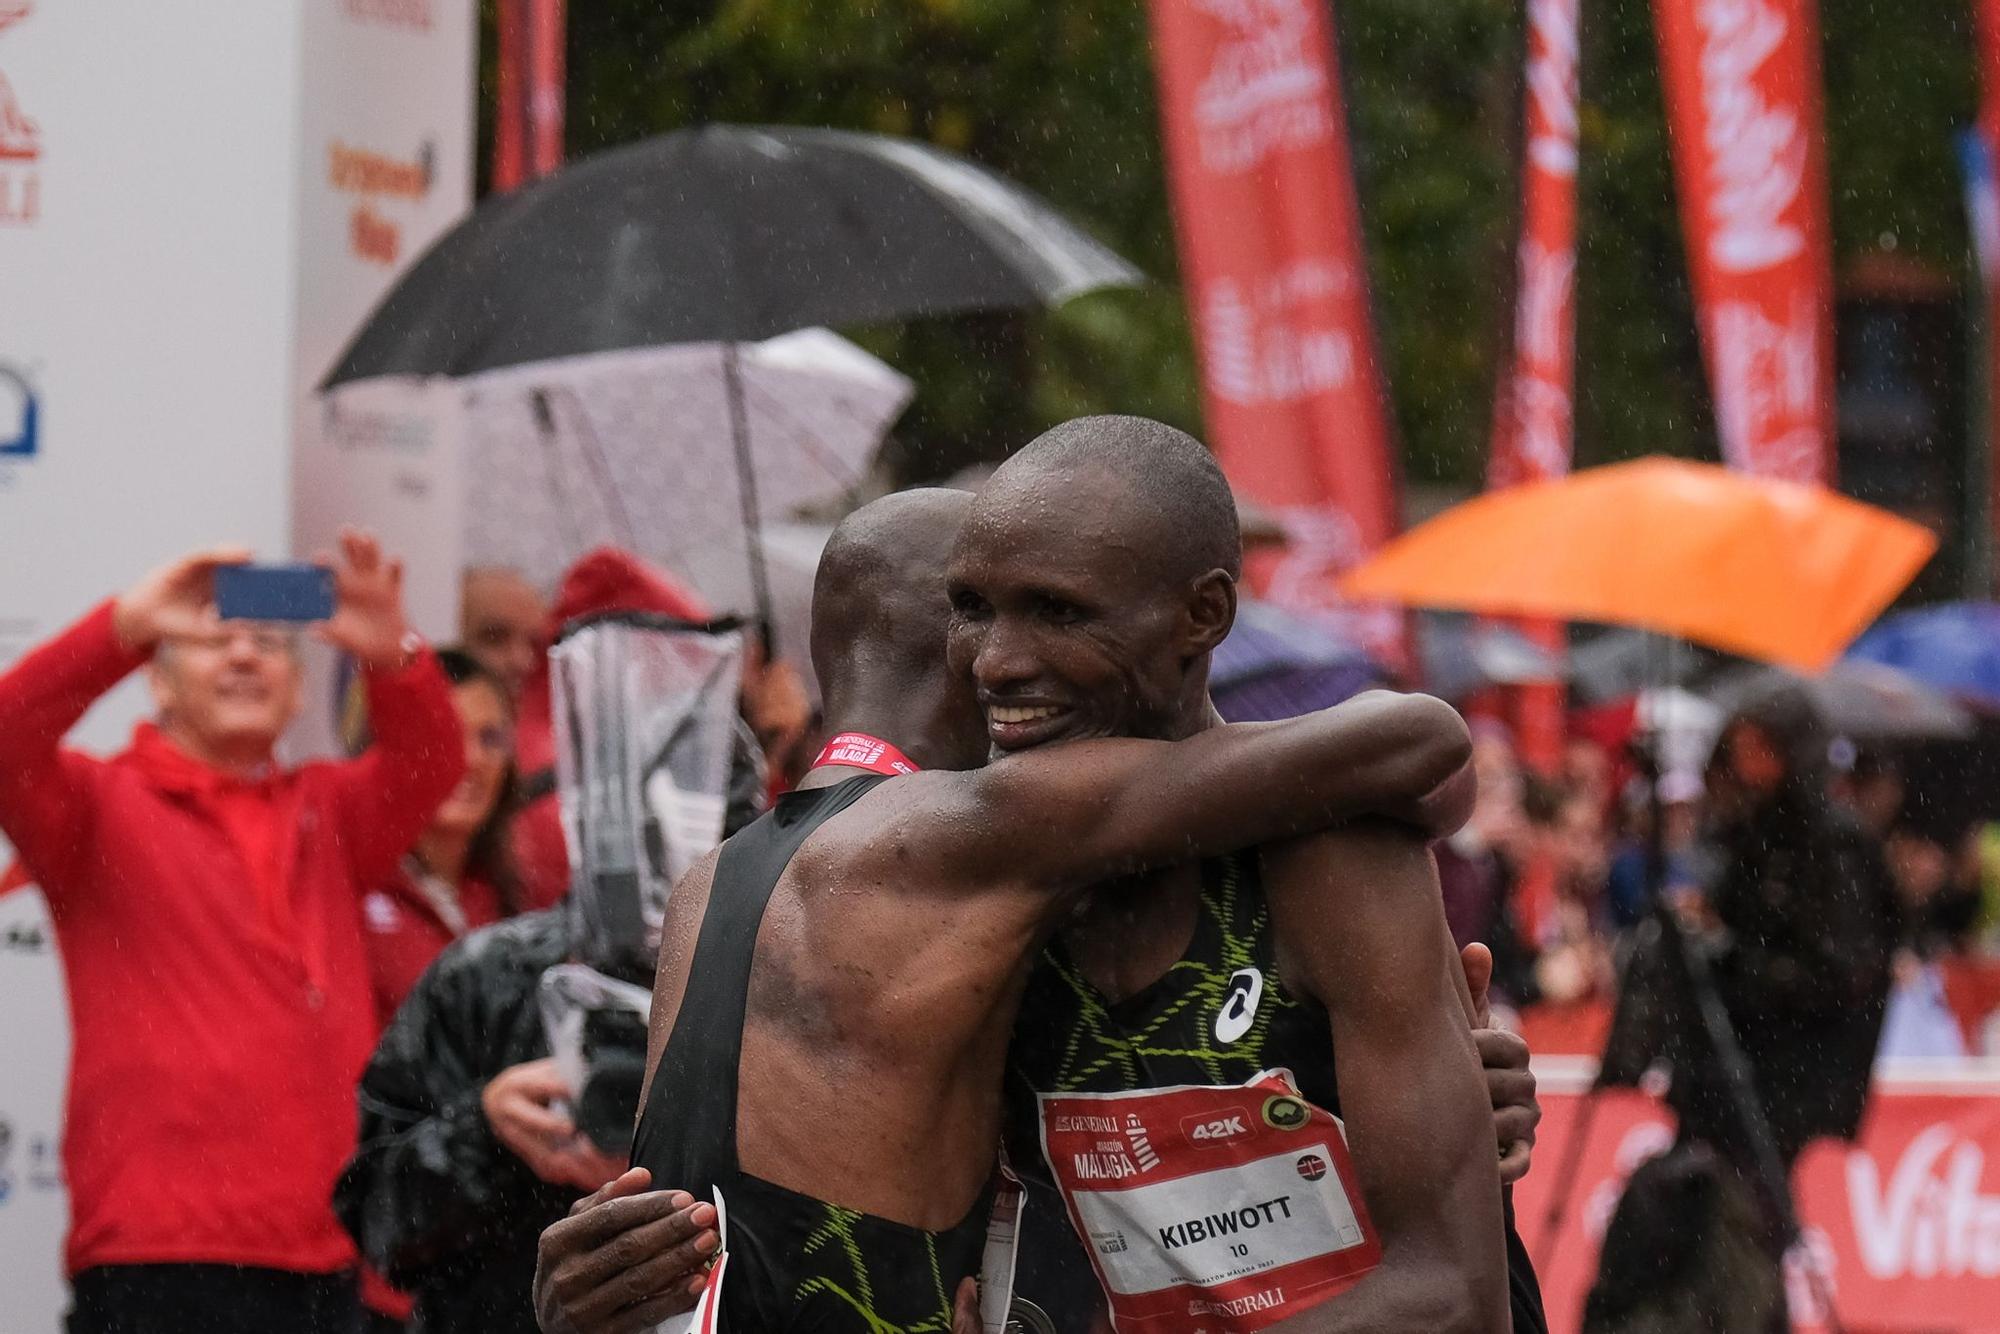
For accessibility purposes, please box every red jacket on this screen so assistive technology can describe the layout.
[0,601,464,1277]
[359,863,505,1023]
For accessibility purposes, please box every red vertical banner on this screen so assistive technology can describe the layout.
[1147,0,1403,657]
[493,0,565,193]
[1491,0,1583,774]
[1652,0,1835,484]
[1974,0,2000,593]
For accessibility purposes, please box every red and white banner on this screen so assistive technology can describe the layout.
[1146,0,1402,654]
[1490,0,1583,774]
[1514,1063,2000,1333]
[1652,0,1835,484]
[493,0,565,191]
[1973,0,2000,593]
[1492,0,1582,492]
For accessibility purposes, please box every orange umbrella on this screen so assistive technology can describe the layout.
[1343,457,1936,673]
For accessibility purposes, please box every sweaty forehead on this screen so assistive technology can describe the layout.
[953,464,1156,590]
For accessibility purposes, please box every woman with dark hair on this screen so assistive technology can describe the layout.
[359,648,525,1023]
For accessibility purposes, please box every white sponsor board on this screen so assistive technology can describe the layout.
[0,3,473,1324]
[0,887,69,1330]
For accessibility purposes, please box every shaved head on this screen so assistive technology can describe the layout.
[994,415,1241,585]
[810,489,983,768]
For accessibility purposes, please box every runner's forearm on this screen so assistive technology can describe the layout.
[1264,825,1509,1334]
[951,691,1471,890]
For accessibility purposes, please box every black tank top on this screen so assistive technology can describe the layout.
[1003,852,1547,1334]
[632,776,991,1333]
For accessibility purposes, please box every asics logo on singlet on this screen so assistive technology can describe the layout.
[1214,967,1264,1045]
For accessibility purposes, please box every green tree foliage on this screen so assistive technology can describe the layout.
[496,0,1980,492]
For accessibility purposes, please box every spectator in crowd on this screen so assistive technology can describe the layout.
[359,648,525,1023]
[1604,770,1705,932]
[511,548,772,908]
[1681,696,1899,1167]
[1437,721,1540,1010]
[1885,823,1971,957]
[0,533,462,1334]
[460,567,548,703]
[1664,690,1897,1323]
[1835,749,1907,841]
[336,906,624,1334]
[336,615,762,1334]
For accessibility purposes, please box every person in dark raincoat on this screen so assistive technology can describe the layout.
[1592,680,1899,1333]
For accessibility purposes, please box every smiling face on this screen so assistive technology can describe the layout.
[149,624,304,765]
[944,461,1235,755]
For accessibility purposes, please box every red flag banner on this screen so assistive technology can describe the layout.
[493,0,565,193]
[1492,0,1582,492]
[1147,0,1401,653]
[1973,0,2000,591]
[1652,0,1835,484]
[1489,0,1582,774]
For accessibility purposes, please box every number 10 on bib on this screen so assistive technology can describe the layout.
[1038,1070,1382,1332]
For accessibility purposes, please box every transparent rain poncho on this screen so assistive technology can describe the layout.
[538,612,744,1151]
[550,611,745,974]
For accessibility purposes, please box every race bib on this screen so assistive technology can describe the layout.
[1038,1070,1380,1333]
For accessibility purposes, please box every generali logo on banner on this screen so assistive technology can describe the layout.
[0,0,40,228]
[1148,0,1403,657]
[1654,0,1833,484]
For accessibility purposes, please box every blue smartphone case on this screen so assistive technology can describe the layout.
[213,564,335,623]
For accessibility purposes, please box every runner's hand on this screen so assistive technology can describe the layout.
[482,1058,627,1192]
[112,545,253,652]
[313,528,413,669]
[535,1168,719,1334]
[1461,943,1539,1183]
[1461,942,1495,1029]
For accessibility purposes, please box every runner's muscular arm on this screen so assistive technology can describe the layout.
[1264,822,1509,1334]
[921,690,1472,893]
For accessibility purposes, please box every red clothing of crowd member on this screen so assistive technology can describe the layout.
[0,599,462,1280]
[360,862,508,1021]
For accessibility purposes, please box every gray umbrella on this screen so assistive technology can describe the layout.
[1705,661,1975,741]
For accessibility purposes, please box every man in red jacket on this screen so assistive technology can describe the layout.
[0,530,465,1334]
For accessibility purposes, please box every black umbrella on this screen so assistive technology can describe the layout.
[322,123,1143,636]
[324,123,1142,380]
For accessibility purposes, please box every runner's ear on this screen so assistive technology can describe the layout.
[1180,568,1236,660]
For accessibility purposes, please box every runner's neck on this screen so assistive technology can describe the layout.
[798,730,922,788]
